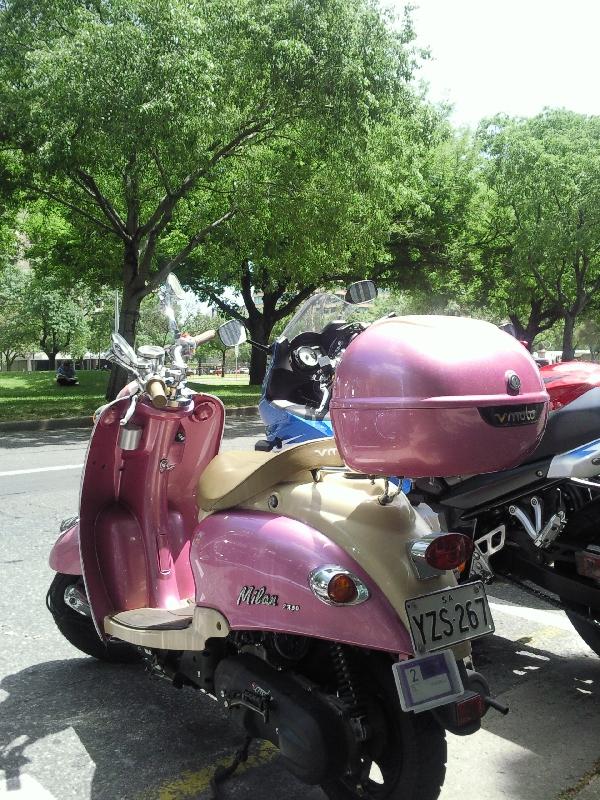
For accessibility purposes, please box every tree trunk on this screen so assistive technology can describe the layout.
[509,298,557,351]
[221,349,226,378]
[247,318,273,386]
[106,245,145,400]
[48,352,58,371]
[562,314,576,361]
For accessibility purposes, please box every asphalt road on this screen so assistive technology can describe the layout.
[0,420,599,800]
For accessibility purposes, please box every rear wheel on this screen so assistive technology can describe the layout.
[46,573,139,663]
[558,497,600,657]
[320,655,447,800]
[565,610,600,657]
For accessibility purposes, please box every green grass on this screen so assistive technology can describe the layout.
[0,371,261,421]
[188,379,261,409]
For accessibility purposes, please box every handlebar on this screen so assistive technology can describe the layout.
[189,329,216,346]
[147,377,168,408]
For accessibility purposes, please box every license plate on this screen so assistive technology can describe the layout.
[393,649,464,713]
[405,581,494,654]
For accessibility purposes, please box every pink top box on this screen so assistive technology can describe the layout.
[330,315,549,478]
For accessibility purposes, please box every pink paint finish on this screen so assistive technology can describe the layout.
[331,316,549,477]
[79,393,224,636]
[49,523,82,575]
[191,510,414,656]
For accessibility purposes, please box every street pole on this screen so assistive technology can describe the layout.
[114,290,120,333]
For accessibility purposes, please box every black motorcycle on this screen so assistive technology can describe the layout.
[408,387,600,656]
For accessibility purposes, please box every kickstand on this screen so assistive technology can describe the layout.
[210,736,253,799]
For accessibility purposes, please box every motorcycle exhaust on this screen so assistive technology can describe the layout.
[214,654,350,785]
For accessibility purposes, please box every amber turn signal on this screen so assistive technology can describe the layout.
[327,573,359,604]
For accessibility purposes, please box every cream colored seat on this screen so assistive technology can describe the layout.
[197,438,343,512]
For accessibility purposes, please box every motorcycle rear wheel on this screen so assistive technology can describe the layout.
[320,655,447,800]
[564,610,600,657]
[558,497,600,657]
[47,573,139,663]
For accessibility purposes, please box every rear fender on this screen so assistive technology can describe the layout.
[49,522,82,576]
[191,510,414,656]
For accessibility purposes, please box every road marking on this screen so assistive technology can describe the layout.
[489,600,575,631]
[0,774,58,799]
[0,464,83,478]
[138,740,276,800]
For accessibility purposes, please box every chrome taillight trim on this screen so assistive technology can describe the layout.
[308,565,370,606]
[408,534,446,580]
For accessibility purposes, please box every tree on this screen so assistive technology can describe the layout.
[26,276,90,369]
[0,264,35,370]
[184,108,423,383]
[0,0,415,395]
[376,112,481,292]
[478,110,600,360]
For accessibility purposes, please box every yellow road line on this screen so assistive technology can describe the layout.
[138,741,277,800]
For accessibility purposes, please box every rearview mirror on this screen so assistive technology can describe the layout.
[345,280,377,305]
[218,320,247,348]
[167,273,186,300]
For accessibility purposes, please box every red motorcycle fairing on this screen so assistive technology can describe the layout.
[77,393,224,638]
[190,509,414,656]
[540,360,600,410]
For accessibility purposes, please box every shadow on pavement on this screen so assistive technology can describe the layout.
[465,634,600,800]
[0,655,323,800]
[1,631,599,800]
[0,658,236,800]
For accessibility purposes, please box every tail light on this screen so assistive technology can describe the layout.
[455,693,486,727]
[425,534,474,572]
[409,533,474,579]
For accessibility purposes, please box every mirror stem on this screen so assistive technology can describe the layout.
[248,339,271,354]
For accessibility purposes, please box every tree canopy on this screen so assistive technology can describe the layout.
[182,111,420,382]
[0,0,419,393]
[477,109,600,356]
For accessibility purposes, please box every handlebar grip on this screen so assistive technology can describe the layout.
[191,329,216,345]
[147,378,168,408]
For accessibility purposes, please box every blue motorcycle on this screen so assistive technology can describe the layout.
[255,282,376,451]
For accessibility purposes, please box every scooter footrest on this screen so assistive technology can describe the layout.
[111,607,193,630]
[103,605,230,650]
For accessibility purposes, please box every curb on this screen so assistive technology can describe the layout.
[0,405,258,434]
[573,776,600,799]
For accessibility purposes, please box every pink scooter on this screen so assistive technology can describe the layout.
[47,317,545,799]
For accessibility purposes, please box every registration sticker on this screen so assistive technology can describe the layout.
[392,649,464,713]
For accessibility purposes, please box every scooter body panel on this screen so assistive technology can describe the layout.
[242,472,466,653]
[76,393,224,636]
[191,509,414,655]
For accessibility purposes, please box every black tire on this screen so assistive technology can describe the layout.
[558,497,600,657]
[320,655,447,800]
[565,610,600,657]
[47,573,140,663]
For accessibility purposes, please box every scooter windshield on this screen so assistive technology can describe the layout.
[281,293,358,340]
